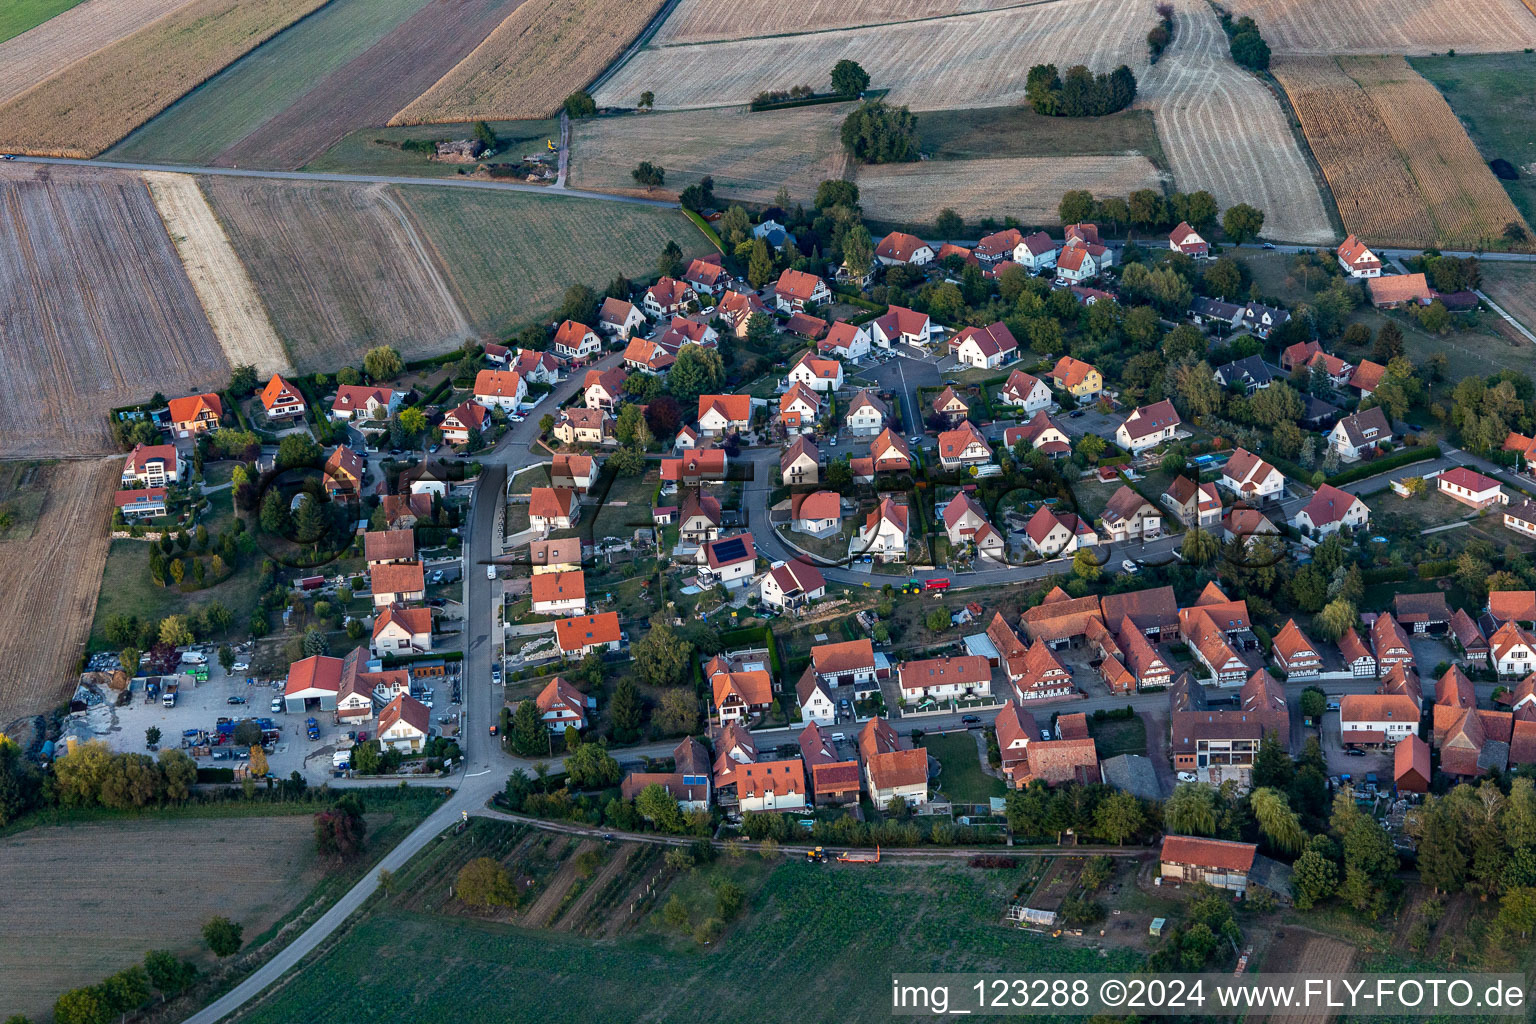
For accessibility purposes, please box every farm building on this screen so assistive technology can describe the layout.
[1159,835,1257,893]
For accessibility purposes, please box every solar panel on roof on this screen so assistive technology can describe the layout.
[712,537,748,562]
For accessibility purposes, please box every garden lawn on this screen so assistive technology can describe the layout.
[922,731,1004,803]
[234,860,1140,1024]
[1088,716,1148,758]
[89,538,263,647]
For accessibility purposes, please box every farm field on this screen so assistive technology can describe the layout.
[393,186,710,338]
[1479,264,1536,338]
[234,826,1141,1024]
[0,163,228,458]
[856,155,1163,228]
[1412,52,1536,227]
[0,463,49,543]
[305,119,559,178]
[106,0,441,167]
[653,0,1026,43]
[202,177,473,373]
[0,0,195,106]
[0,0,93,44]
[570,105,852,207]
[1139,0,1332,244]
[0,461,117,721]
[593,0,1156,113]
[0,0,331,158]
[213,0,528,170]
[390,0,666,124]
[1221,0,1536,55]
[144,172,292,376]
[1274,55,1530,249]
[921,105,1166,164]
[0,816,323,1019]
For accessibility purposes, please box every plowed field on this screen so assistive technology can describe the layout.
[856,155,1164,226]
[654,0,1025,43]
[391,0,666,123]
[143,172,292,375]
[0,460,117,722]
[214,0,527,170]
[1274,55,1531,248]
[593,0,1154,112]
[1139,0,1332,244]
[0,163,228,457]
[0,0,331,157]
[0,0,196,105]
[203,177,473,372]
[1222,0,1536,55]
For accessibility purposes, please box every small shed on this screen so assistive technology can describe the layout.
[1149,917,1166,937]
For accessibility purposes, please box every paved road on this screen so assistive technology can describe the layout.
[9,155,677,208]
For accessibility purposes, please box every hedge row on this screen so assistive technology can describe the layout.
[1325,444,1441,487]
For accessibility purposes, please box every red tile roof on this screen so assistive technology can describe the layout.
[868,747,929,791]
[529,486,576,520]
[260,375,303,412]
[168,392,223,424]
[698,393,752,423]
[1056,712,1089,740]
[379,693,430,736]
[364,530,415,563]
[775,268,826,301]
[1025,738,1099,785]
[1050,356,1098,389]
[1489,590,1536,623]
[812,638,874,676]
[474,369,525,399]
[554,611,621,652]
[531,570,586,606]
[876,231,930,262]
[1161,835,1256,872]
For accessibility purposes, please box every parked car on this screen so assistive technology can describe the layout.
[1121,560,1139,574]
[1040,729,1052,740]
[1177,771,1198,782]
[961,715,981,725]
[232,661,249,672]
[487,564,497,580]
[226,696,246,705]
[1344,748,1366,757]
[270,698,283,712]
[1070,410,1085,418]
[1326,701,1341,711]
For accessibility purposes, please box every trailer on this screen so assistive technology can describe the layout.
[837,846,881,864]
[299,575,326,591]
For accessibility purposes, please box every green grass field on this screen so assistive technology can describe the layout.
[0,0,87,43]
[922,731,1004,803]
[1088,716,1148,759]
[1411,53,1536,226]
[395,187,710,338]
[305,119,559,178]
[105,0,437,166]
[89,536,263,648]
[921,106,1166,168]
[233,853,1139,1024]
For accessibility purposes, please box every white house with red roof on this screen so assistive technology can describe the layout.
[531,570,586,615]
[1337,235,1382,278]
[642,277,694,318]
[773,268,830,312]
[704,534,758,587]
[472,370,527,413]
[1169,221,1209,258]
[330,385,399,421]
[1013,231,1058,271]
[778,382,821,433]
[371,604,432,658]
[536,676,594,731]
[1160,836,1257,893]
[1218,448,1285,501]
[682,254,730,294]
[974,228,1024,266]
[875,231,935,266]
[1100,485,1160,542]
[122,443,179,487]
[792,490,842,534]
[844,389,887,435]
[1438,467,1506,509]
[512,348,562,385]
[810,638,877,688]
[378,694,431,753]
[168,393,224,435]
[761,559,826,611]
[716,290,770,337]
[942,492,1003,557]
[897,655,992,702]
[1004,410,1071,458]
[936,421,992,470]
[554,611,622,658]
[818,320,872,362]
[528,487,579,531]
[1024,506,1096,556]
[598,296,647,337]
[1291,483,1369,536]
[622,336,675,373]
[951,321,1018,369]
[1054,241,1099,284]
[788,351,844,392]
[551,320,602,362]
[869,429,912,474]
[697,394,752,436]
[999,369,1052,414]
[869,305,933,349]
[1115,399,1181,454]
[657,316,718,351]
[115,488,168,519]
[857,497,908,562]
[583,367,627,412]
[260,374,305,420]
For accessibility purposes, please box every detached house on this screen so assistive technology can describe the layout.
[704,534,758,588]
[1492,621,1536,677]
[553,611,622,658]
[844,389,888,435]
[931,385,969,426]
[168,392,223,435]
[951,322,1018,370]
[331,385,399,421]
[324,445,364,495]
[642,277,693,318]
[1271,619,1321,679]
[1004,410,1070,458]
[552,408,613,445]
[869,430,912,474]
[1115,399,1181,455]
[598,296,647,337]
[858,497,909,562]
[661,448,727,488]
[936,421,992,470]
[711,668,773,726]
[761,558,826,611]
[658,316,718,351]
[369,561,425,608]
[1162,475,1221,528]
[583,367,627,412]
[536,676,594,732]
[259,375,305,420]
[1014,231,1057,271]
[942,491,1004,558]
[1438,467,1506,509]
[1368,273,1433,309]
[1337,235,1382,278]
[1340,693,1421,747]
[1349,359,1388,397]
[1099,485,1161,542]
[1014,642,1075,701]
[440,401,488,446]
[1048,356,1102,404]
[858,718,929,807]
[773,269,830,312]
[622,336,675,373]
[869,305,933,350]
[678,491,723,544]
[123,444,179,487]
[875,231,934,266]
[1213,355,1273,395]
[1451,608,1491,666]
[1292,483,1369,536]
[551,320,601,362]
[819,321,872,362]
[531,570,586,616]
[371,604,432,658]
[778,381,822,432]
[1169,221,1209,257]
[1023,505,1096,557]
[473,370,527,413]
[974,228,1024,267]
[682,254,730,295]
[999,369,1052,414]
[716,290,770,337]
[377,694,431,753]
[1054,241,1100,284]
[788,351,843,393]
[780,436,819,484]
[1371,613,1416,676]
[811,638,877,689]
[1219,448,1285,502]
[697,394,752,437]
[898,655,992,703]
[1329,406,1393,461]
[528,487,579,531]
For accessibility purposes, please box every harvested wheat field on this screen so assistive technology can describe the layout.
[1223,0,1536,55]
[0,164,228,457]
[214,0,527,170]
[0,0,330,157]
[571,105,850,206]
[0,815,323,1019]
[203,177,472,373]
[1481,264,1536,335]
[595,0,1154,112]
[1140,0,1332,244]
[143,172,292,376]
[1276,56,1531,248]
[0,460,116,723]
[391,0,665,124]
[857,155,1164,226]
[654,0,1025,43]
[0,0,196,106]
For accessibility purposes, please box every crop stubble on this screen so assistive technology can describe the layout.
[202,177,473,373]
[215,0,528,170]
[1139,0,1332,244]
[143,172,292,376]
[1275,56,1530,248]
[653,0,1027,43]
[1221,0,1536,55]
[0,0,331,157]
[570,105,851,206]
[596,0,1154,112]
[0,164,229,457]
[0,460,117,725]
[0,815,323,1018]
[1480,264,1536,336]
[390,0,666,123]
[0,0,196,106]
[856,155,1164,225]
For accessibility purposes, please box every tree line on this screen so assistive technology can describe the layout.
[1026,63,1138,117]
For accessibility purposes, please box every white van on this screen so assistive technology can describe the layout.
[487,564,497,580]
[180,651,208,665]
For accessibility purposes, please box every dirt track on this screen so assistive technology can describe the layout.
[0,163,229,457]
[214,0,526,171]
[0,460,117,721]
[1139,0,1333,244]
[522,838,598,927]
[0,0,196,106]
[144,171,292,375]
